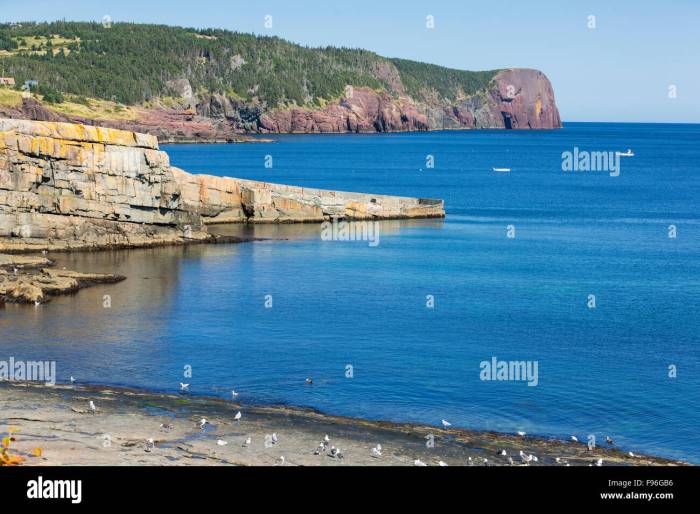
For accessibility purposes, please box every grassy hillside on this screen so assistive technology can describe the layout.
[0,21,499,109]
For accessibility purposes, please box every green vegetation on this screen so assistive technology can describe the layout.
[0,21,499,108]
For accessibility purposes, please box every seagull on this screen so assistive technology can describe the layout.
[571,435,579,442]
[216,440,228,446]
[519,450,533,464]
[243,437,252,447]
[180,383,190,391]
[271,433,278,444]
[329,447,344,459]
[324,434,330,443]
[507,456,514,465]
[595,458,604,467]
[41,250,48,255]
[13,267,18,275]
[371,444,382,458]
[70,376,76,384]
[231,389,239,399]
[305,378,313,385]
[499,449,507,457]
[199,418,208,429]
[88,401,96,413]
[234,411,242,422]
[606,436,615,445]
[414,459,428,466]
[277,456,285,466]
[441,419,451,428]
[517,431,526,437]
[468,457,473,465]
[145,438,155,452]
[628,452,636,458]
[439,461,448,467]
[34,301,41,307]
[315,444,326,455]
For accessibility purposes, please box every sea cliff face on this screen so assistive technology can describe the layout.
[0,69,560,142]
[0,119,444,252]
[253,69,561,133]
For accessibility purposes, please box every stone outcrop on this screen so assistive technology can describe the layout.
[0,119,444,252]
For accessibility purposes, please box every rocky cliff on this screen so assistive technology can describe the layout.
[0,68,560,141]
[251,69,560,133]
[0,119,444,252]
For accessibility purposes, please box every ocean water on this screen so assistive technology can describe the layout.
[1,123,699,462]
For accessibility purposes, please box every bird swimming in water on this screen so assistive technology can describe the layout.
[606,436,615,445]
[305,378,313,385]
[231,389,239,399]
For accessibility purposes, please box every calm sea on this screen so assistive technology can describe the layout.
[2,123,699,462]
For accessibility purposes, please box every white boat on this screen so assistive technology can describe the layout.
[616,149,634,157]
[493,167,511,173]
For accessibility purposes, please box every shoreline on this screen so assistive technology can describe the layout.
[0,382,688,467]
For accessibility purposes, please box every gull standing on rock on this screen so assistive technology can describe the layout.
[414,459,428,467]
[234,411,242,422]
[441,419,451,428]
[571,435,579,442]
[243,437,252,447]
[88,401,96,414]
[517,431,526,437]
[371,444,382,458]
[199,418,208,429]
[271,433,278,444]
[231,389,239,399]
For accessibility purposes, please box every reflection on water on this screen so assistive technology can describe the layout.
[207,218,445,240]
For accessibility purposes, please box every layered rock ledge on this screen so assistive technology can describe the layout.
[0,119,444,252]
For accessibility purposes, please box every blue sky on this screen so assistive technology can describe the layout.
[1,0,698,123]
